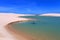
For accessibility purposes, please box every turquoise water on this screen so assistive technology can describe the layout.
[12,16,60,40]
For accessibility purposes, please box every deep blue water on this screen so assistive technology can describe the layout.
[12,16,60,40]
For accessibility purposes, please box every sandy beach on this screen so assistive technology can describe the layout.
[0,13,34,40]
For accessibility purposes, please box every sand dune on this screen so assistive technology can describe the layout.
[0,13,33,40]
[40,13,60,17]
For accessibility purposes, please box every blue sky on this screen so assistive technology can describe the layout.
[0,0,60,14]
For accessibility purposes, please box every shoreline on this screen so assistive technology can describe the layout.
[0,13,36,40]
[5,21,35,40]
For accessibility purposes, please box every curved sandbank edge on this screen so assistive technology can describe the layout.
[5,20,35,40]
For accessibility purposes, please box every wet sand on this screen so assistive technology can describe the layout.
[5,21,35,40]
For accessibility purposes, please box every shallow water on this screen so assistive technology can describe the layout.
[12,16,60,40]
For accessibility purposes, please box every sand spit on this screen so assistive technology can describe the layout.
[0,13,34,40]
[40,13,60,17]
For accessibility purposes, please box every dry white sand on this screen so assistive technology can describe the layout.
[40,13,60,17]
[0,13,33,40]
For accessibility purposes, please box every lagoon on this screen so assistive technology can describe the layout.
[12,16,60,40]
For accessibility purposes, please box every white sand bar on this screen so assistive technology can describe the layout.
[40,13,60,17]
[0,13,32,40]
